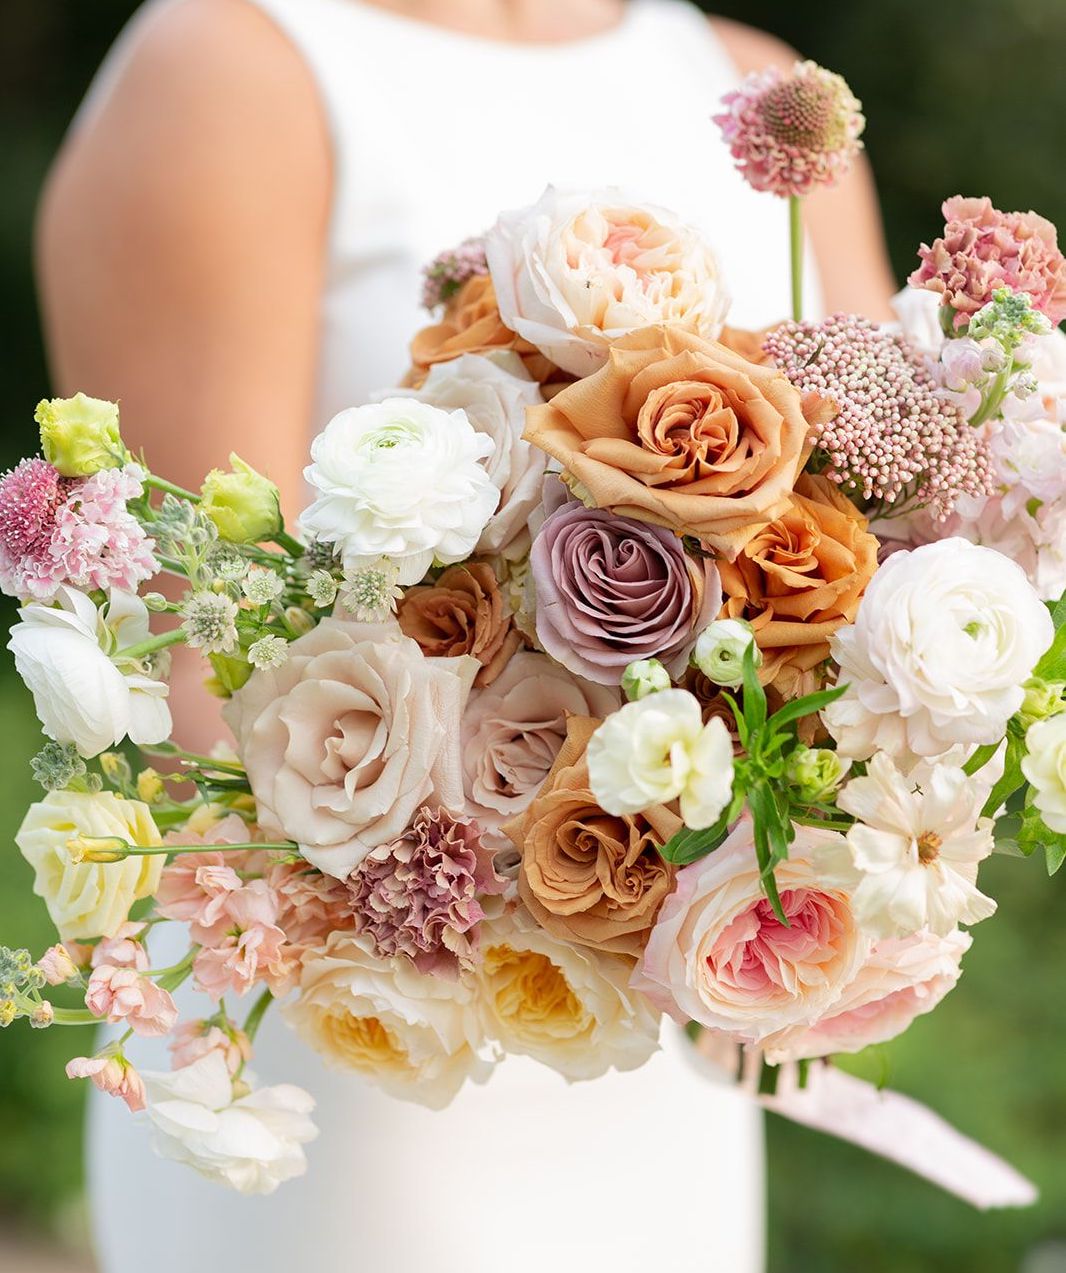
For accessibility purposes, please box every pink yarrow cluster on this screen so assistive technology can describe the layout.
[714,60,864,199]
[0,459,157,601]
[421,236,489,310]
[911,196,1066,330]
[764,313,994,518]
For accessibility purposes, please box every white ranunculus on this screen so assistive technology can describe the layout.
[16,790,163,940]
[835,753,996,939]
[824,539,1054,761]
[285,931,491,1109]
[9,586,172,758]
[301,398,499,585]
[586,689,735,830]
[142,1052,317,1195]
[485,186,729,377]
[1021,714,1066,833]
[691,617,760,690]
[385,352,547,561]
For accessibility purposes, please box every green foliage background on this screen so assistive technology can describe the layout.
[2,2,1065,1268]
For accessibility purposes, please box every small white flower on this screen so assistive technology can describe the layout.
[835,753,996,939]
[621,657,672,701]
[241,566,284,605]
[142,1052,317,1195]
[691,618,760,689]
[306,568,338,608]
[339,561,403,622]
[587,688,734,830]
[1021,714,1066,834]
[181,592,239,655]
[247,635,289,670]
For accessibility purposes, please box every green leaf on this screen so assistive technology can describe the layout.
[1014,801,1066,875]
[1047,842,1066,876]
[748,781,788,925]
[1049,587,1066,631]
[963,741,1000,777]
[1034,623,1066,682]
[980,731,1028,819]
[766,683,847,735]
[657,820,730,866]
[741,641,767,734]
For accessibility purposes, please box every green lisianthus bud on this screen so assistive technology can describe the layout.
[36,393,128,477]
[1019,677,1066,730]
[200,454,282,544]
[621,658,672,701]
[785,745,849,804]
[691,618,760,690]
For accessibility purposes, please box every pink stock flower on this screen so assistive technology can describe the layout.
[910,196,1066,329]
[90,922,149,972]
[192,881,294,1000]
[0,461,157,602]
[38,943,79,986]
[66,1053,146,1112]
[260,860,354,950]
[155,816,254,935]
[169,1020,252,1076]
[714,61,864,199]
[85,965,178,1037]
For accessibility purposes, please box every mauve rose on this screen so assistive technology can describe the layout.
[530,484,721,685]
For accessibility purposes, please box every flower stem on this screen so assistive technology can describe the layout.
[145,474,200,503]
[243,988,273,1043]
[114,629,186,662]
[789,195,804,322]
[272,530,305,558]
[134,841,296,857]
[142,743,246,775]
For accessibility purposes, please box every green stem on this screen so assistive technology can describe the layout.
[791,814,854,833]
[146,474,200,503]
[48,1006,99,1026]
[272,529,306,558]
[142,744,246,775]
[243,988,274,1043]
[131,841,296,857]
[114,629,186,661]
[789,195,804,322]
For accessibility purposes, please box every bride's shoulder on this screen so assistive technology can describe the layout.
[705,14,801,76]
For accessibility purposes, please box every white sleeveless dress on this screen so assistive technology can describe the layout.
[88,3,825,1269]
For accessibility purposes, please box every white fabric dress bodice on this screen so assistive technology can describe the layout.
[88,3,826,1270]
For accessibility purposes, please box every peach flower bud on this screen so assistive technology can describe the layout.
[85,965,178,1037]
[66,1053,146,1112]
[30,1001,55,1028]
[38,944,79,986]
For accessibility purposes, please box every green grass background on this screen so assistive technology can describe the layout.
[2,2,1066,1268]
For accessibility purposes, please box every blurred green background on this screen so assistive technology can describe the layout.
[2,2,1065,1270]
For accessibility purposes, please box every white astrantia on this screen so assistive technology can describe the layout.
[586,689,734,830]
[142,1052,317,1195]
[834,753,997,939]
[301,399,499,585]
[8,585,171,758]
[690,617,760,690]
[823,539,1053,762]
[1021,714,1066,834]
[485,186,729,377]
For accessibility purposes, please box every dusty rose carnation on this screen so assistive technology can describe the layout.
[910,196,1066,329]
[346,807,504,977]
[715,61,864,199]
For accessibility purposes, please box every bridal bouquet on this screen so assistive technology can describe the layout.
[3,60,1065,1202]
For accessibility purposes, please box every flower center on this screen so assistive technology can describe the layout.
[917,832,942,865]
[483,943,590,1039]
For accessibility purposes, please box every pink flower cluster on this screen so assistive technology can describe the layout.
[910,196,1066,329]
[764,314,994,518]
[347,807,505,976]
[421,236,489,310]
[0,459,157,601]
[66,1053,146,1112]
[85,923,178,1038]
[714,61,864,199]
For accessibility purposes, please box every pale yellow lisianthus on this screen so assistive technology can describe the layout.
[200,453,282,544]
[35,392,128,477]
[16,791,162,941]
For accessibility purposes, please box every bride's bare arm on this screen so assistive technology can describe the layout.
[36,0,331,518]
[711,17,898,320]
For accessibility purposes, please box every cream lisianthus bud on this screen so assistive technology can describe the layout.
[201,454,283,544]
[1019,677,1066,730]
[786,745,850,803]
[691,618,760,689]
[621,658,672,701]
[1022,714,1066,834]
[35,393,128,477]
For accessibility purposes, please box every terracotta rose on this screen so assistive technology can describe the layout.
[718,472,879,694]
[503,715,680,959]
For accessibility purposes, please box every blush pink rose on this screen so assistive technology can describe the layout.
[66,1053,146,1112]
[635,818,867,1043]
[85,965,178,1037]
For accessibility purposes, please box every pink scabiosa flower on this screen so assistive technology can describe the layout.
[85,964,179,1037]
[169,1019,252,1076]
[0,459,157,601]
[347,807,505,977]
[192,881,294,1000]
[421,236,489,310]
[910,196,1066,330]
[714,61,864,199]
[66,1051,146,1112]
[764,313,993,519]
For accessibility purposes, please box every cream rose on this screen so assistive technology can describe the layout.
[636,820,867,1043]
[285,931,491,1109]
[475,908,660,1080]
[223,619,478,878]
[485,186,729,377]
[1021,714,1066,833]
[16,791,163,940]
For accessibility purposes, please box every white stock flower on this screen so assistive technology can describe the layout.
[142,1052,317,1195]
[836,753,996,939]
[386,352,547,560]
[824,539,1053,761]
[586,689,734,830]
[485,186,729,377]
[8,585,171,758]
[1021,714,1066,833]
[691,617,760,689]
[285,931,491,1109]
[301,398,499,585]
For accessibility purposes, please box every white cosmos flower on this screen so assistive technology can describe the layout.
[586,689,734,829]
[835,753,996,939]
[1021,714,1066,834]
[301,398,499,585]
[142,1052,317,1195]
[8,585,171,758]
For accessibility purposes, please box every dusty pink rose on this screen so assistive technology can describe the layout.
[192,881,294,1000]
[530,484,721,685]
[169,1020,252,1076]
[910,195,1066,328]
[635,819,867,1043]
[85,965,178,1037]
[762,928,971,1063]
[90,922,149,971]
[38,944,79,985]
[66,1053,146,1112]
[461,650,620,839]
